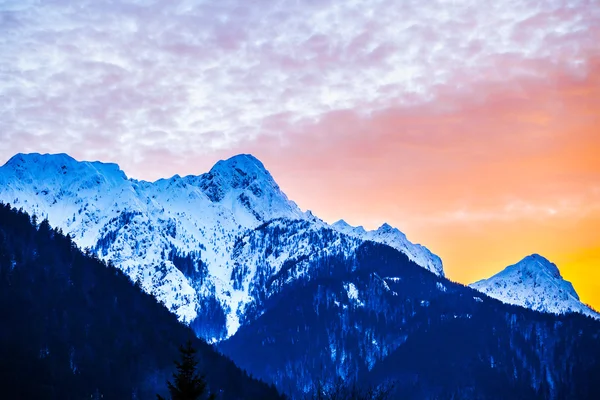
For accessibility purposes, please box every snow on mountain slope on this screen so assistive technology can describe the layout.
[332,219,367,236]
[229,219,364,324]
[0,153,303,331]
[0,152,444,339]
[332,220,444,276]
[470,254,599,319]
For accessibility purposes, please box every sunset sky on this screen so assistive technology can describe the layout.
[1,1,599,307]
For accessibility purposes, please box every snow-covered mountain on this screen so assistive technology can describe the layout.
[221,242,600,398]
[0,152,443,340]
[4,153,600,398]
[470,254,599,319]
[332,219,443,276]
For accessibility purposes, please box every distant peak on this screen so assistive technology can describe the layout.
[205,154,277,189]
[514,254,561,279]
[469,254,600,318]
[211,154,267,173]
[377,223,401,234]
[230,153,262,162]
[331,219,368,236]
[305,210,325,224]
[4,152,76,168]
[333,219,351,228]
[523,253,549,262]
[196,153,291,205]
[1,153,128,181]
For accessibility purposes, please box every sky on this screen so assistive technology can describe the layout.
[1,0,599,308]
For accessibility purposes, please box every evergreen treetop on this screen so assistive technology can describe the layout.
[158,340,216,400]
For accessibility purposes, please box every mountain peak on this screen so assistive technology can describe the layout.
[203,154,277,191]
[209,154,269,178]
[515,254,561,279]
[329,219,444,276]
[377,222,400,234]
[197,154,286,205]
[4,152,76,168]
[333,219,351,228]
[2,153,127,182]
[470,255,598,318]
[331,219,366,235]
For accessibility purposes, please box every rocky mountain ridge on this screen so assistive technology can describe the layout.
[0,152,443,340]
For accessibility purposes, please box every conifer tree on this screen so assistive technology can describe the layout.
[158,340,215,400]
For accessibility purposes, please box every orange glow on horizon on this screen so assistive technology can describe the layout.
[241,58,600,310]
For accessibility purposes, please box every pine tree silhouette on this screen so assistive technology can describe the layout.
[158,340,216,400]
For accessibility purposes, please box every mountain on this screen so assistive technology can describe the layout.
[0,152,443,341]
[3,153,600,399]
[470,254,599,319]
[332,219,443,276]
[220,238,600,399]
[0,203,283,400]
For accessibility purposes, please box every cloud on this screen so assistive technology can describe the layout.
[217,54,600,233]
[1,0,599,176]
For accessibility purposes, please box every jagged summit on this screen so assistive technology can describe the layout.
[2,153,271,187]
[0,151,447,337]
[332,219,351,228]
[374,223,410,239]
[377,222,395,232]
[330,219,444,276]
[198,154,284,203]
[506,253,563,281]
[470,254,598,319]
[208,155,274,188]
[210,154,269,176]
[4,152,76,167]
[332,219,365,233]
[2,152,128,183]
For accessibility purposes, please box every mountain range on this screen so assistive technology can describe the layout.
[1,152,599,398]
[0,152,443,340]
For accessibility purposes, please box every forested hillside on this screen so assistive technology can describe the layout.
[220,223,600,399]
[0,203,282,400]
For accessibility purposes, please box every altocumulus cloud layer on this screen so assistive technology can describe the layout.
[1,0,599,176]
